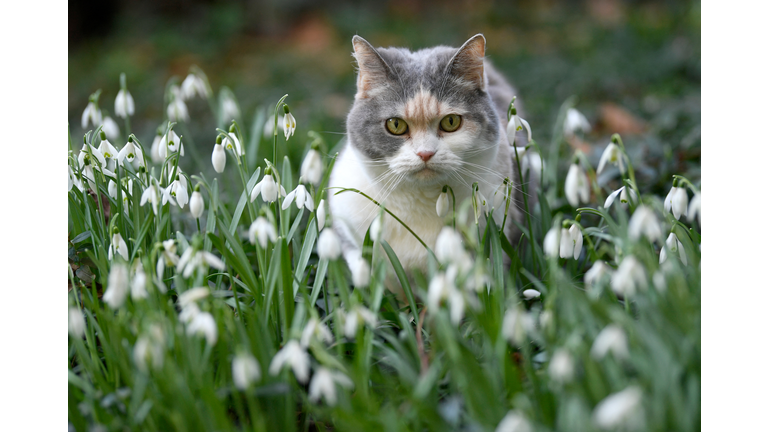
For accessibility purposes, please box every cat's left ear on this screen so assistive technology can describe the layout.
[447,34,486,90]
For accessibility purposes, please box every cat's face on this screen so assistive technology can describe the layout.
[346,35,501,188]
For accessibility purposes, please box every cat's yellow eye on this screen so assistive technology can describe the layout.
[386,118,408,135]
[440,114,462,132]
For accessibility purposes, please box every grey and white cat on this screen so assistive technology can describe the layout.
[328,34,526,292]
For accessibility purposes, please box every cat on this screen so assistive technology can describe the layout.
[328,34,527,294]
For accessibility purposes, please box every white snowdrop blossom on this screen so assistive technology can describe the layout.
[522,289,541,300]
[108,232,129,261]
[114,89,135,118]
[591,325,629,360]
[102,116,120,141]
[69,307,85,338]
[507,109,532,146]
[564,107,591,136]
[559,228,574,259]
[165,178,189,208]
[269,340,310,384]
[436,189,450,217]
[250,173,285,203]
[369,214,382,242]
[543,226,560,258]
[103,262,129,309]
[349,254,371,288]
[548,349,575,383]
[222,132,244,156]
[157,239,179,280]
[435,227,471,272]
[628,205,663,243]
[568,224,584,260]
[232,353,261,390]
[659,232,688,266]
[117,140,142,167]
[473,188,489,220]
[108,180,118,199]
[68,166,83,192]
[604,186,637,208]
[134,325,165,372]
[283,111,297,140]
[158,130,184,159]
[564,163,590,207]
[308,368,353,406]
[81,101,102,129]
[585,261,612,288]
[78,144,107,171]
[503,307,531,346]
[688,192,701,224]
[611,256,647,297]
[495,410,533,432]
[301,317,334,347]
[592,386,643,430]
[343,305,377,339]
[317,199,327,231]
[596,143,625,175]
[178,287,210,309]
[520,151,542,185]
[428,267,466,325]
[131,267,148,300]
[177,247,226,278]
[187,312,218,345]
[221,98,240,122]
[493,180,512,212]
[180,73,209,100]
[140,180,162,215]
[282,184,314,211]
[248,217,277,249]
[190,191,204,218]
[664,186,688,220]
[167,96,190,122]
[300,148,324,185]
[318,229,342,260]
[98,139,119,161]
[211,143,226,173]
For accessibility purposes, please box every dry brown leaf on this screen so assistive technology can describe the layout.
[600,103,646,135]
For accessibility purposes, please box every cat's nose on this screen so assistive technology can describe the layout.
[417,151,435,162]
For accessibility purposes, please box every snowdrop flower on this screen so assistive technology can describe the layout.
[248,216,277,249]
[131,266,148,300]
[495,410,533,432]
[435,227,471,272]
[187,312,218,345]
[592,386,643,430]
[222,132,244,156]
[180,73,209,100]
[165,177,189,208]
[604,186,637,208]
[108,232,129,261]
[688,192,701,224]
[502,307,530,346]
[140,180,161,215]
[664,186,688,220]
[343,305,377,338]
[190,190,204,218]
[585,261,612,288]
[150,131,164,164]
[108,180,118,199]
[177,247,226,278]
[156,239,179,280]
[68,307,85,338]
[472,187,489,220]
[543,226,560,258]
[628,205,663,243]
[591,325,629,360]
[221,97,240,122]
[520,151,542,185]
[493,179,514,212]
[308,368,353,406]
[507,105,532,146]
[232,352,261,390]
[98,136,119,161]
[559,228,574,259]
[250,171,285,203]
[436,188,450,217]
[158,130,184,159]
[611,256,646,297]
[269,340,310,384]
[317,199,327,231]
[134,325,165,372]
[117,138,143,167]
[300,146,323,185]
[301,317,334,348]
[68,166,83,192]
[210,142,226,174]
[596,143,625,175]
[102,116,120,141]
[428,267,466,325]
[564,163,590,207]
[103,262,129,309]
[282,183,314,211]
[522,289,541,300]
[564,107,591,136]
[548,349,575,383]
[659,233,687,266]
[318,228,342,260]
[178,287,210,309]
[369,213,382,242]
[567,224,584,260]
[349,254,371,288]
[114,88,135,118]
[653,268,668,292]
[167,95,189,122]
[283,105,296,140]
[81,101,102,129]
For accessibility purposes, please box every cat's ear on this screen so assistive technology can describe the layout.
[352,35,394,99]
[447,34,486,90]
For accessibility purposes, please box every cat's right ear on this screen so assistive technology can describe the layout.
[352,36,394,99]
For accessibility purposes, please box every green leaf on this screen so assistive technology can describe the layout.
[381,240,419,328]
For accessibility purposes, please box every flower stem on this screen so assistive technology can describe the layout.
[513,144,539,275]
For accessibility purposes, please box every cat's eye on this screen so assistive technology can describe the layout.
[386,118,408,135]
[440,114,462,132]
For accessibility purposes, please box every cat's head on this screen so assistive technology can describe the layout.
[346,34,501,187]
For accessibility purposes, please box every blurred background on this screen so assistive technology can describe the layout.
[68,0,700,199]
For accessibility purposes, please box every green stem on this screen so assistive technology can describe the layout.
[513,145,539,275]
[272,94,289,166]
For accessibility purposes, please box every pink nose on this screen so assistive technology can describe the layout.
[417,151,435,162]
